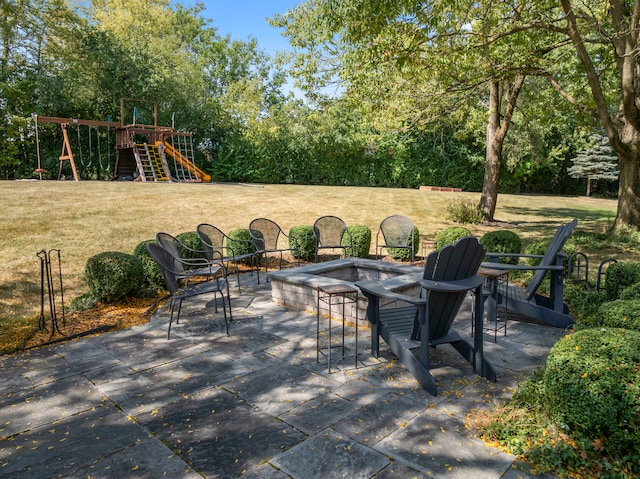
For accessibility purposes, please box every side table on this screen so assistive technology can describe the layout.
[316,284,359,372]
[474,267,509,341]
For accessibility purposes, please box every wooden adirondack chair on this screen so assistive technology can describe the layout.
[481,219,578,329]
[356,236,496,395]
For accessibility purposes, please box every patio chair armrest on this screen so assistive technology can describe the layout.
[419,275,484,293]
[485,252,543,260]
[480,262,565,272]
[485,251,568,261]
[355,280,426,306]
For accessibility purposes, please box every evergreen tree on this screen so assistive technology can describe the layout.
[567,135,618,196]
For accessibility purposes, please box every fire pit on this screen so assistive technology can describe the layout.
[268,258,422,322]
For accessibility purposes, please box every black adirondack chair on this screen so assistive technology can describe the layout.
[481,219,578,329]
[356,236,496,395]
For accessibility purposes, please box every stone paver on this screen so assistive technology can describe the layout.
[0,272,566,478]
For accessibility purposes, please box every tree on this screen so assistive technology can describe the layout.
[271,1,561,221]
[567,135,619,196]
[534,0,640,228]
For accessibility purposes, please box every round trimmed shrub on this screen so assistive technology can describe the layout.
[563,283,607,324]
[133,240,164,289]
[343,224,371,258]
[620,282,640,301]
[289,225,315,261]
[85,252,145,303]
[580,300,640,331]
[480,230,521,265]
[523,239,548,266]
[435,226,472,250]
[605,261,640,300]
[227,228,256,264]
[524,238,577,267]
[543,328,640,451]
[388,226,420,262]
[175,231,208,261]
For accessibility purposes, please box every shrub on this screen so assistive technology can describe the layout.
[343,224,371,258]
[543,328,640,458]
[85,252,145,303]
[605,261,640,300]
[480,230,521,265]
[175,231,208,261]
[435,226,472,250]
[564,283,607,324]
[524,238,577,267]
[289,225,315,261]
[388,226,420,262]
[444,198,483,224]
[133,240,164,289]
[580,300,640,331]
[620,282,640,301]
[227,228,256,264]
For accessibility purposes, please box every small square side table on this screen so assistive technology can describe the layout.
[316,284,359,371]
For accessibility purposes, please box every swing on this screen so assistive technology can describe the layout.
[34,115,45,179]
[78,125,91,168]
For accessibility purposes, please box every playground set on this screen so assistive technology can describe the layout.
[34,99,210,183]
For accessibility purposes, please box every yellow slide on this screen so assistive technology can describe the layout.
[160,141,211,182]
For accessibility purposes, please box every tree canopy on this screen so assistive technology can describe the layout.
[1,0,631,224]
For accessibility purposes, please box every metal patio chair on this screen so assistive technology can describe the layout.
[155,232,216,284]
[313,215,353,263]
[375,215,416,265]
[147,243,231,339]
[197,223,259,291]
[249,218,300,278]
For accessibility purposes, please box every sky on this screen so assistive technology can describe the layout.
[191,1,303,55]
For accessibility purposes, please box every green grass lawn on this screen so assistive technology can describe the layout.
[0,180,620,353]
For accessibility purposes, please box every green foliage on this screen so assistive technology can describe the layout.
[480,230,521,265]
[580,300,640,331]
[605,261,640,300]
[289,225,315,261]
[620,282,640,301]
[445,199,483,224]
[523,238,577,267]
[227,229,256,264]
[564,283,607,325]
[543,328,640,467]
[435,227,472,250]
[133,240,164,289]
[343,224,371,258]
[524,240,548,266]
[388,226,420,262]
[85,252,145,303]
[175,231,208,262]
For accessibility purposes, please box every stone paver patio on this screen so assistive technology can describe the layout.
[0,271,565,478]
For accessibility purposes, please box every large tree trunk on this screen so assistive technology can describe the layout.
[615,152,640,228]
[479,76,525,222]
[480,86,502,221]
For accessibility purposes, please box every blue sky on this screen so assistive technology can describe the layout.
[191,1,303,55]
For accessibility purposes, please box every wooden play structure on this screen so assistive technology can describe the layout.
[35,99,210,182]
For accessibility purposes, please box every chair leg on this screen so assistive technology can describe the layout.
[234,261,242,292]
[223,292,230,336]
[168,298,182,339]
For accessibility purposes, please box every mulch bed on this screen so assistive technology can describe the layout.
[25,297,155,350]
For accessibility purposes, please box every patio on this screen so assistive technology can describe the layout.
[0,271,565,478]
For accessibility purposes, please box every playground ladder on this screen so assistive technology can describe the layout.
[134,143,171,182]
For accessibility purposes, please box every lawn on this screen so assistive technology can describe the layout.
[0,180,619,353]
